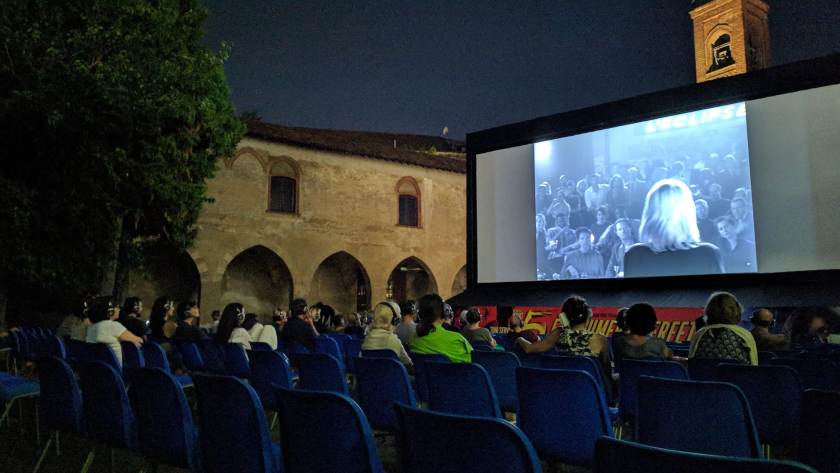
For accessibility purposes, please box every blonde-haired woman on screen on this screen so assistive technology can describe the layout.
[623,179,724,278]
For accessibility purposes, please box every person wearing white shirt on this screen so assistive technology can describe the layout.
[85,296,143,366]
[362,301,413,368]
[242,313,278,350]
[216,302,252,351]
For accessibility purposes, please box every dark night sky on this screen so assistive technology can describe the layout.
[202,0,840,139]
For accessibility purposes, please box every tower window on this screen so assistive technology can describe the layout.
[396,177,421,227]
[269,176,296,213]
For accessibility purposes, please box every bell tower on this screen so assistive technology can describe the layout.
[689,0,771,83]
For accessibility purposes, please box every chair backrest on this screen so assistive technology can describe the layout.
[276,388,383,473]
[768,357,840,392]
[65,338,89,367]
[249,351,293,411]
[688,357,744,381]
[296,353,348,394]
[120,341,145,370]
[193,374,280,473]
[517,367,611,466]
[472,350,521,412]
[128,368,200,471]
[78,361,136,449]
[595,437,817,473]
[395,403,542,473]
[223,343,251,378]
[798,389,840,473]
[411,353,450,402]
[361,349,399,360]
[178,341,206,371]
[284,342,311,357]
[717,364,802,445]
[636,376,760,458]
[87,343,122,374]
[315,336,344,367]
[425,361,501,418]
[344,337,363,373]
[249,341,272,352]
[354,357,417,432]
[471,340,493,351]
[619,359,688,422]
[37,356,82,434]
[540,354,610,401]
[42,335,66,360]
[142,341,172,373]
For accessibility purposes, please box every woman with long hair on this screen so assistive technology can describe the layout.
[623,179,723,278]
[409,293,472,363]
[606,218,638,277]
[149,296,177,340]
[215,302,252,351]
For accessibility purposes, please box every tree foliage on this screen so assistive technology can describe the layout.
[0,0,245,311]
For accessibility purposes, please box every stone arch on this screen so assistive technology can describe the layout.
[207,149,266,217]
[451,264,467,296]
[127,248,201,307]
[221,245,294,318]
[309,251,372,315]
[228,146,269,171]
[387,256,439,304]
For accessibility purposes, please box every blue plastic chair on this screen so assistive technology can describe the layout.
[120,341,145,371]
[65,339,89,368]
[0,370,40,428]
[315,336,345,368]
[250,341,272,352]
[472,350,521,412]
[178,341,206,372]
[86,343,122,374]
[141,342,193,388]
[540,354,612,403]
[33,357,81,472]
[193,374,281,473]
[78,361,137,463]
[687,357,744,381]
[425,361,501,418]
[517,367,612,466]
[717,364,802,446]
[354,357,417,432]
[798,389,840,473]
[361,349,399,360]
[128,368,200,471]
[344,337,363,373]
[619,359,687,423]
[767,357,840,392]
[636,376,761,458]
[411,353,450,403]
[296,353,348,394]
[41,336,66,360]
[595,437,817,473]
[395,402,542,473]
[223,343,251,379]
[249,351,294,411]
[276,388,385,473]
[471,340,493,351]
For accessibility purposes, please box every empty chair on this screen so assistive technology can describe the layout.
[276,388,384,473]
[636,376,760,458]
[798,389,840,473]
[768,357,840,392]
[249,351,294,412]
[296,353,348,394]
[619,359,688,424]
[472,350,521,413]
[223,343,251,378]
[717,364,802,447]
[412,353,450,403]
[595,437,817,473]
[688,357,744,381]
[86,343,122,374]
[33,357,82,473]
[178,341,206,372]
[315,336,344,367]
[41,335,66,360]
[0,369,40,428]
[361,349,399,360]
[120,341,145,371]
[396,403,542,473]
[425,361,501,418]
[142,342,193,388]
[540,354,611,402]
[65,338,90,368]
[517,367,612,466]
[193,374,281,473]
[354,357,417,432]
[128,368,200,471]
[78,362,137,467]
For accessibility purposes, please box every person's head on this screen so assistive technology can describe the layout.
[733,187,748,201]
[536,213,547,232]
[211,310,221,321]
[151,297,175,322]
[272,310,287,326]
[88,296,118,323]
[575,227,594,253]
[122,297,142,317]
[216,302,245,343]
[537,181,551,199]
[345,313,360,327]
[708,183,723,198]
[400,300,417,320]
[465,307,482,326]
[290,298,308,318]
[704,291,743,325]
[750,308,775,329]
[715,215,736,241]
[176,301,199,324]
[639,179,701,252]
[416,293,445,337]
[626,303,658,336]
[790,308,836,345]
[613,206,628,220]
[73,298,91,320]
[695,199,709,220]
[576,179,588,196]
[373,301,401,331]
[562,295,591,328]
[609,174,625,189]
[548,200,571,228]
[241,313,259,331]
[616,307,629,332]
[595,206,608,224]
[614,218,636,244]
[509,314,525,331]
[730,197,748,220]
[442,303,454,322]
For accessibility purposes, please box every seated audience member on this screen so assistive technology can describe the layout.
[119,296,147,338]
[788,307,836,350]
[148,296,177,340]
[562,227,605,279]
[689,291,757,365]
[395,300,418,348]
[714,215,756,273]
[343,313,366,338]
[200,309,221,334]
[331,314,347,333]
[281,299,319,352]
[85,296,143,366]
[441,303,460,333]
[410,293,473,363]
[215,302,252,351]
[57,299,91,341]
[749,308,786,351]
[545,199,577,275]
[694,199,717,242]
[461,308,498,349]
[606,219,637,277]
[609,307,629,359]
[172,301,207,342]
[270,309,287,340]
[242,313,278,350]
[517,295,611,376]
[612,303,672,365]
[729,197,755,243]
[362,301,413,367]
[590,206,611,242]
[505,314,539,348]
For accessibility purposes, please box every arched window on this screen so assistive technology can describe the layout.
[396,177,421,227]
[268,159,298,213]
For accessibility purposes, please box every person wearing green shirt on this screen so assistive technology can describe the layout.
[410,294,473,363]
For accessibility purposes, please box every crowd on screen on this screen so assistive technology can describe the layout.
[536,151,756,279]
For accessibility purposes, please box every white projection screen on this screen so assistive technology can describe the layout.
[476,82,840,284]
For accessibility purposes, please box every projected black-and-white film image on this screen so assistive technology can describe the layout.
[534,102,757,280]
